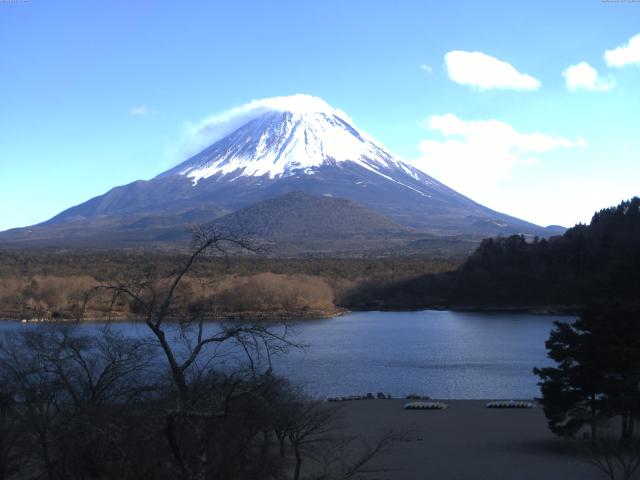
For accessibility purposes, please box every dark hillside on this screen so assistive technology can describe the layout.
[213,192,413,238]
[345,197,640,311]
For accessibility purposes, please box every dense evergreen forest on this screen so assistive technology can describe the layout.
[347,198,640,311]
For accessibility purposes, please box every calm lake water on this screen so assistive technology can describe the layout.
[0,310,570,399]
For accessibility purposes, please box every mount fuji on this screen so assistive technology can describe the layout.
[0,95,563,252]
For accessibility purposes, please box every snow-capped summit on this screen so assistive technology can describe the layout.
[3,94,561,249]
[160,94,420,186]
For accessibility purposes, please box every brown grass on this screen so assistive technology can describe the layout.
[214,273,335,313]
[0,252,461,320]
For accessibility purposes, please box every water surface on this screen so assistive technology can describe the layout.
[0,310,569,399]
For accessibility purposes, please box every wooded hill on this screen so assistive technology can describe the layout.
[346,197,640,311]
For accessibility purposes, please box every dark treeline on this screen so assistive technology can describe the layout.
[347,197,640,311]
[0,251,459,282]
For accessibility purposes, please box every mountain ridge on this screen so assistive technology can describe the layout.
[0,95,565,252]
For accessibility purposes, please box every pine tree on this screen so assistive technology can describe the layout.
[535,303,640,444]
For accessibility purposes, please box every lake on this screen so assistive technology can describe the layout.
[0,310,570,399]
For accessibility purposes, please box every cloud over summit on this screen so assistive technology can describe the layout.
[187,94,351,147]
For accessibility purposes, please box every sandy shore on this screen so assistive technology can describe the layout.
[336,400,601,480]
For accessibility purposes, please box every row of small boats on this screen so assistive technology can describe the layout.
[405,401,448,410]
[327,393,393,402]
[404,400,536,410]
[326,394,536,409]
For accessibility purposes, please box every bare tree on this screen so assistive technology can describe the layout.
[86,225,297,480]
[304,428,401,480]
[0,324,158,480]
[261,377,400,480]
[587,438,640,480]
[0,379,21,480]
[0,225,398,480]
[286,399,338,480]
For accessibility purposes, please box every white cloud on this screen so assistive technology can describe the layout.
[411,113,583,202]
[605,33,640,67]
[420,64,433,74]
[444,50,541,91]
[563,62,615,91]
[495,178,638,228]
[129,105,152,116]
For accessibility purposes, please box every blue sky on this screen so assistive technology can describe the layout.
[1,0,639,230]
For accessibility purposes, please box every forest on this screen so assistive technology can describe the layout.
[2,198,640,320]
[0,251,459,321]
[347,197,640,312]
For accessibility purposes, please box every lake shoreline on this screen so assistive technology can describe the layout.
[0,308,348,323]
[0,303,579,323]
[346,304,581,316]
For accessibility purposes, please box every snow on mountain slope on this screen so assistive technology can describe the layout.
[160,94,430,193]
[0,94,562,249]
